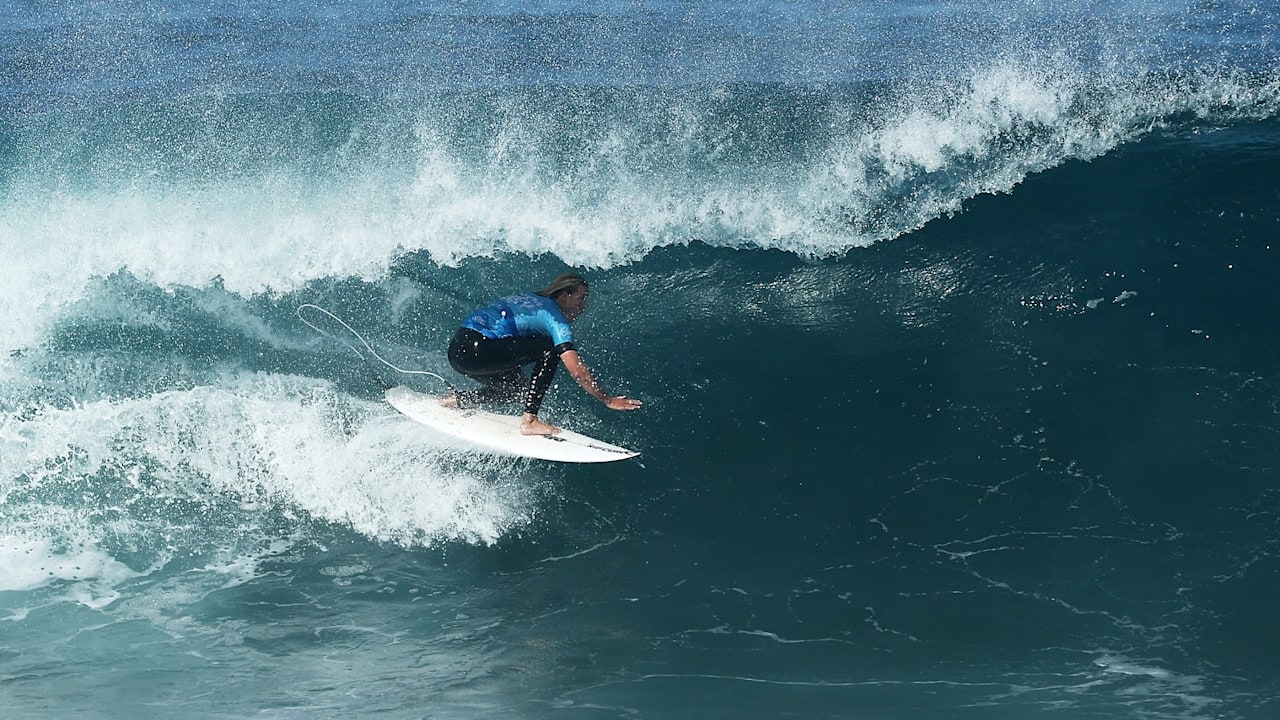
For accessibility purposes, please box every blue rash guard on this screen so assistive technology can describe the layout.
[449,291,577,415]
[461,292,575,352]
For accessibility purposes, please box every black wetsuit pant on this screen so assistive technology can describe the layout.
[446,328,562,416]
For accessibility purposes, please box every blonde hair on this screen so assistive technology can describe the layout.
[536,272,588,299]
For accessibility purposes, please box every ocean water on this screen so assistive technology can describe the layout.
[3,1,1280,718]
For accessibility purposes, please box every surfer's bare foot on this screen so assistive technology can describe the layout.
[439,393,459,408]
[520,414,560,436]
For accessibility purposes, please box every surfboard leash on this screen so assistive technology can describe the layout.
[295,303,456,393]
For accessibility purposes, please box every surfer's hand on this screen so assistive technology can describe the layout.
[605,395,643,411]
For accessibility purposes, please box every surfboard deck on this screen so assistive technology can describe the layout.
[385,385,639,464]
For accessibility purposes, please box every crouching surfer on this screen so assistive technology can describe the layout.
[441,272,643,435]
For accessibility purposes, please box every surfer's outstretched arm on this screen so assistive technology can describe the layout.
[560,350,642,410]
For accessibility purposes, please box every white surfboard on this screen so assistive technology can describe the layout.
[385,385,639,463]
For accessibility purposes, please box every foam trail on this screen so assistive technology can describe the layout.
[1,372,538,550]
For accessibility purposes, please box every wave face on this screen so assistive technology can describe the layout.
[3,2,1280,719]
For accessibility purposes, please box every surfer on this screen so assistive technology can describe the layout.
[441,272,643,435]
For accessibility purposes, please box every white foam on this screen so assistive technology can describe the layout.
[0,535,138,595]
[0,517,144,614]
[1,59,1276,360]
[1,372,536,548]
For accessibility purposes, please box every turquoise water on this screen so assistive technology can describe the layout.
[3,2,1280,718]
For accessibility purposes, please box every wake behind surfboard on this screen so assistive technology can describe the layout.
[385,385,639,464]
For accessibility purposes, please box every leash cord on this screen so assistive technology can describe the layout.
[296,303,455,393]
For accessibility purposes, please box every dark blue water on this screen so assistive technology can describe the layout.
[3,2,1279,718]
